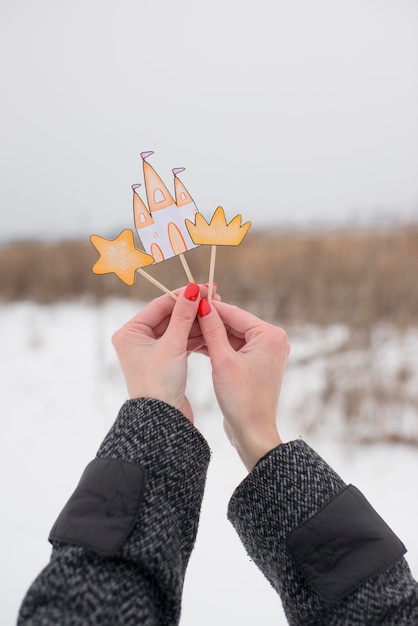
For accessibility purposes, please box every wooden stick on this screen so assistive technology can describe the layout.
[208,245,217,302]
[178,253,195,283]
[136,268,177,301]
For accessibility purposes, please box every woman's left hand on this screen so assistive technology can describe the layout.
[112,283,208,422]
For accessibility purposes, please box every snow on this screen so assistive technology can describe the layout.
[1,300,417,625]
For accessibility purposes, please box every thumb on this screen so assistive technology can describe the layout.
[198,299,232,361]
[163,283,201,353]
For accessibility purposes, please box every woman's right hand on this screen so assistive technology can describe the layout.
[198,299,290,471]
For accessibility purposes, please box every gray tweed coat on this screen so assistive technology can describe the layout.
[18,398,418,625]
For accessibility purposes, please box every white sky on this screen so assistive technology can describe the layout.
[1,0,417,240]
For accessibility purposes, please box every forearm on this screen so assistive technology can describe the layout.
[18,399,210,626]
[228,440,418,625]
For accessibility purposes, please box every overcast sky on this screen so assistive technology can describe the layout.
[1,0,417,241]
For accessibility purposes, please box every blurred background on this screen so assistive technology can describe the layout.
[1,1,417,624]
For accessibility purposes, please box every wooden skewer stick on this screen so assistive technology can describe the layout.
[136,268,177,301]
[179,253,195,283]
[208,245,217,303]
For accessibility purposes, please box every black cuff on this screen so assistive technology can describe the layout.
[286,485,406,603]
[49,458,146,556]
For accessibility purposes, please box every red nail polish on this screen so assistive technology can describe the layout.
[185,283,199,301]
[198,298,211,317]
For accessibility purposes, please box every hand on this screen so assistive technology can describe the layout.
[198,300,290,470]
[112,283,209,423]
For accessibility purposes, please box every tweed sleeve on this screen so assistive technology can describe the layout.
[18,398,210,626]
[227,439,418,625]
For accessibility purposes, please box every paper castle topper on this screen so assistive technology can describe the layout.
[90,152,251,300]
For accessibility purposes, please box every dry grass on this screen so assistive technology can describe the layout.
[1,225,417,328]
[2,226,418,444]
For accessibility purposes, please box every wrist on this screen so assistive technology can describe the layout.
[235,430,283,472]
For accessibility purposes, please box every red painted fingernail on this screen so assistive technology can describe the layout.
[198,298,211,317]
[185,283,199,301]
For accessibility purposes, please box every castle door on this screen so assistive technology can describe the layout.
[151,243,164,263]
[168,222,187,255]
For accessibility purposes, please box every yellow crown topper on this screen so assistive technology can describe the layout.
[185,206,251,246]
[185,206,251,301]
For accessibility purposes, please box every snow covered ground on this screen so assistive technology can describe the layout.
[1,300,418,625]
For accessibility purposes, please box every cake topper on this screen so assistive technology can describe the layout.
[90,229,177,299]
[133,152,199,282]
[185,206,251,301]
[90,153,251,301]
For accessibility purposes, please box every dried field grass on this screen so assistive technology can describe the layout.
[1,226,417,328]
[1,226,418,443]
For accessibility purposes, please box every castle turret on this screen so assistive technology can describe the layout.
[132,184,165,263]
[173,168,199,250]
[132,184,154,229]
[141,151,176,212]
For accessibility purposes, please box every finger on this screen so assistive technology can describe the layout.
[150,294,221,340]
[187,327,244,355]
[214,301,265,337]
[163,283,201,352]
[225,332,246,351]
[214,302,276,349]
[128,283,202,329]
[187,336,207,352]
[198,299,233,359]
[171,283,219,300]
[190,346,210,356]
[214,302,290,358]
[138,283,219,332]
[125,293,177,334]
[199,283,219,300]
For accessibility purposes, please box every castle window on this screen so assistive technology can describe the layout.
[180,192,187,201]
[153,231,159,238]
[193,209,198,215]
[154,189,165,203]
[139,213,146,223]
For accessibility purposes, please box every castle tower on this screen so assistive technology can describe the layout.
[141,151,176,212]
[173,168,200,250]
[132,184,154,229]
[132,184,165,263]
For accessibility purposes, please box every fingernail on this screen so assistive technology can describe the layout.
[184,282,199,301]
[198,298,211,317]
[204,282,217,289]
